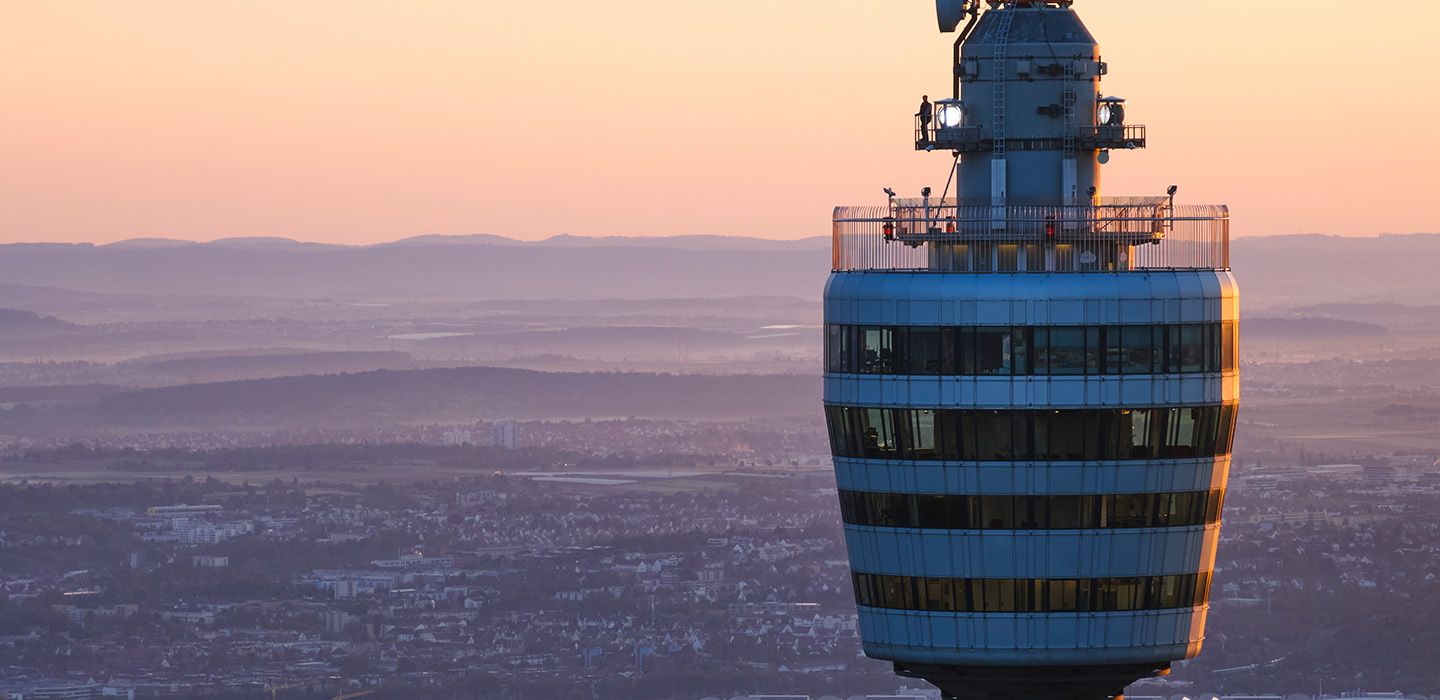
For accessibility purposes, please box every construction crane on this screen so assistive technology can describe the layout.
[332,691,374,700]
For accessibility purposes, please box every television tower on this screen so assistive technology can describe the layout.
[823,3,1239,700]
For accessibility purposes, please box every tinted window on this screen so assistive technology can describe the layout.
[826,405,1236,461]
[1049,327,1086,375]
[852,572,1212,613]
[903,329,943,375]
[824,323,1230,376]
[838,489,1223,530]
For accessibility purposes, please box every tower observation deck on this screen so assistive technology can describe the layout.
[823,3,1239,700]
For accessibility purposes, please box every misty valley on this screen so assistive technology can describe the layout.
[4,234,1440,699]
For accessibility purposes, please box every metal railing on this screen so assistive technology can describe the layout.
[1076,124,1147,150]
[915,121,985,151]
[913,118,1147,153]
[832,199,1229,272]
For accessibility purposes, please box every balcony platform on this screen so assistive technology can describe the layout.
[832,198,1228,272]
[914,124,1146,153]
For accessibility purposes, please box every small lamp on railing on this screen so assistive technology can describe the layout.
[1161,185,1179,235]
[921,187,936,236]
[883,188,898,240]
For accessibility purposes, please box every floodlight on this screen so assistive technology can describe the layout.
[939,104,963,128]
[1098,96,1127,127]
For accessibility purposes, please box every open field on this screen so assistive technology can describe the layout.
[1239,392,1440,458]
[612,477,746,494]
[0,456,810,497]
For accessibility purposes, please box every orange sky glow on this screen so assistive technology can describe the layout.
[2,1,1435,245]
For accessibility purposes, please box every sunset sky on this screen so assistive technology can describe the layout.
[2,1,1435,245]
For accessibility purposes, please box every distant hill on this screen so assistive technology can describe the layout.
[87,367,821,429]
[384,233,831,251]
[2,232,1437,309]
[1240,317,1389,337]
[1285,302,1440,326]
[190,237,346,252]
[0,235,834,302]
[465,295,817,319]
[0,308,73,328]
[120,350,416,375]
[1230,234,1440,310]
[0,285,134,308]
[0,384,126,402]
[0,308,80,339]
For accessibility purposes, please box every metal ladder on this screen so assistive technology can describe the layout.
[990,2,1018,158]
[989,1,1019,230]
[1062,60,1077,160]
[1061,57,1080,229]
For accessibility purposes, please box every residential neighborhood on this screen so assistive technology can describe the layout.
[4,445,1440,699]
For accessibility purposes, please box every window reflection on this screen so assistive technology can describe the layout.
[825,405,1238,461]
[851,572,1211,613]
[837,489,1224,530]
[824,322,1234,376]
[904,329,943,375]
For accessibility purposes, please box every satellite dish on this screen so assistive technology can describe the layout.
[937,0,967,32]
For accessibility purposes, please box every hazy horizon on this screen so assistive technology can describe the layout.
[4,0,1437,246]
[3,4,1439,700]
[4,229,1438,250]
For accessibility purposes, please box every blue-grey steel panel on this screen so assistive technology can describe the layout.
[824,271,1238,326]
[828,457,1230,495]
[855,608,1204,665]
[842,527,1216,578]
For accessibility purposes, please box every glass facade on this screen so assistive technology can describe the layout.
[851,571,1212,613]
[826,322,1238,376]
[838,488,1224,530]
[825,405,1238,462]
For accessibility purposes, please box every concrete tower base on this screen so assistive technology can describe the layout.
[896,662,1167,700]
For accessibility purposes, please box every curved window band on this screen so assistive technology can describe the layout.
[852,571,1213,613]
[839,488,1224,530]
[824,405,1238,462]
[825,322,1238,376]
